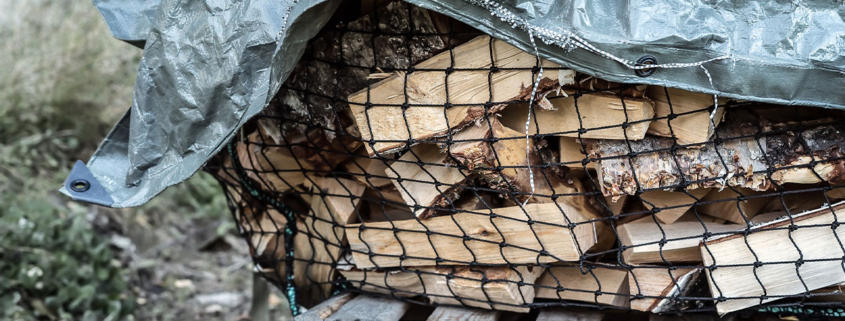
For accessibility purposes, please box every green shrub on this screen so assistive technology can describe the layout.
[0,192,135,321]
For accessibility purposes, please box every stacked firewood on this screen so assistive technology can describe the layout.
[214,1,845,316]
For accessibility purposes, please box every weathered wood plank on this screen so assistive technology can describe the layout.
[326,295,411,321]
[349,35,565,155]
[295,293,356,321]
[426,306,500,321]
[347,203,597,269]
[701,201,845,314]
[535,266,630,307]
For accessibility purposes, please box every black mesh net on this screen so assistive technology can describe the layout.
[205,0,845,317]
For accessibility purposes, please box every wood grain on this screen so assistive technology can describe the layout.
[347,203,597,268]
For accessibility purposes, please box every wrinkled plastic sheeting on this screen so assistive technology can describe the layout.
[92,0,159,43]
[64,0,845,207]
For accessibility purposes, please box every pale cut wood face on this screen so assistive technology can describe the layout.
[346,202,597,269]
[702,202,845,315]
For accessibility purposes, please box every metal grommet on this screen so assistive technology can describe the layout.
[70,179,90,192]
[635,55,657,77]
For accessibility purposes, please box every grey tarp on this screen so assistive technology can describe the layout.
[63,0,845,207]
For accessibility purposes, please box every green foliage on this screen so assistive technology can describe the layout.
[0,2,141,317]
[0,1,232,319]
[0,193,135,320]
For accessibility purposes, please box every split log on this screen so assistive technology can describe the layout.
[349,35,566,156]
[304,176,367,224]
[698,187,771,224]
[366,200,415,222]
[385,144,469,219]
[639,189,710,224]
[573,74,647,98]
[628,266,702,313]
[426,265,544,313]
[617,212,781,264]
[327,295,411,321]
[237,133,307,192]
[340,265,542,313]
[701,201,845,315]
[497,94,655,140]
[344,152,395,188]
[339,268,425,297]
[645,86,727,145]
[535,266,630,307]
[294,293,356,321]
[346,203,598,269]
[760,185,841,214]
[443,117,605,239]
[586,119,845,197]
[443,117,543,201]
[426,306,500,321]
[559,137,594,170]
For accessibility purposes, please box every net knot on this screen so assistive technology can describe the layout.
[445,67,454,74]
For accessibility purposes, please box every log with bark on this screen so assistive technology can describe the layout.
[441,117,605,229]
[258,1,446,171]
[586,117,845,198]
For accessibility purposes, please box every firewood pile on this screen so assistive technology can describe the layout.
[209,0,845,317]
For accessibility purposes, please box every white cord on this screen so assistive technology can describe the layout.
[521,30,543,206]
